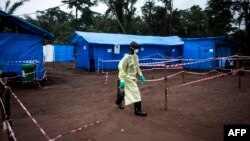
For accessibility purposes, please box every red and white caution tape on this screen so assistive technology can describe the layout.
[183,70,216,75]
[167,71,184,78]
[0,78,4,85]
[243,69,250,73]
[168,70,236,90]
[0,97,17,141]
[0,98,7,114]
[101,70,118,74]
[146,77,165,82]
[50,120,101,141]
[9,88,102,141]
[0,60,39,65]
[2,71,35,80]
[105,72,108,85]
[237,55,250,58]
[146,71,184,82]
[9,88,51,141]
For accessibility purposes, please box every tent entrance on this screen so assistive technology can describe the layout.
[90,58,95,72]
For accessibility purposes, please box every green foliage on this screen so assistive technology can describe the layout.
[0,0,29,14]
[25,7,75,43]
[172,5,209,37]
[4,0,246,52]
[206,0,233,36]
[141,0,170,35]
[61,0,97,30]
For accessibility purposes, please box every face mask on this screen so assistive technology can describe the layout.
[134,49,139,53]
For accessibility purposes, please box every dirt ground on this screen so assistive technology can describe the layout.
[1,62,250,141]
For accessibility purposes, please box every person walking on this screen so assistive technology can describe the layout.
[115,41,147,116]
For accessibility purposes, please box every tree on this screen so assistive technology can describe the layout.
[141,0,156,34]
[206,0,250,55]
[171,5,209,38]
[101,0,138,33]
[141,0,175,36]
[159,0,172,35]
[25,7,75,43]
[61,0,97,30]
[0,0,29,14]
[206,0,233,36]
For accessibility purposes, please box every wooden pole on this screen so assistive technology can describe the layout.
[164,63,168,111]
[237,55,241,89]
[102,58,104,73]
[182,57,184,84]
[0,79,14,141]
[151,68,154,79]
[239,72,241,89]
[0,85,4,131]
[98,57,100,75]
[5,88,12,127]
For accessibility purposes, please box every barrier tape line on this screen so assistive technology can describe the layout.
[9,88,102,141]
[183,70,217,75]
[2,70,47,83]
[168,70,237,90]
[50,121,101,141]
[9,88,51,141]
[0,60,40,65]
[145,71,184,82]
[0,78,5,85]
[6,121,17,141]
[100,66,183,74]
[3,71,36,80]
[146,77,165,82]
[0,98,17,141]
[0,98,7,117]
[167,71,184,78]
[99,55,250,70]
[105,72,108,85]
[243,69,250,73]
[99,55,250,63]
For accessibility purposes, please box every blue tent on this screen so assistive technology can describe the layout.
[69,31,184,71]
[54,44,74,62]
[182,37,232,70]
[0,10,54,80]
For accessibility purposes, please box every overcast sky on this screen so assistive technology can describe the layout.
[0,0,207,17]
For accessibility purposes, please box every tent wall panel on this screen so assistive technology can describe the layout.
[0,34,45,79]
[69,31,184,72]
[76,43,90,70]
[183,37,232,70]
[54,44,74,62]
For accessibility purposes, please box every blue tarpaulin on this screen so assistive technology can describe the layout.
[0,34,45,79]
[69,31,184,71]
[0,10,54,39]
[182,37,232,70]
[0,10,54,80]
[54,44,74,62]
[70,31,183,46]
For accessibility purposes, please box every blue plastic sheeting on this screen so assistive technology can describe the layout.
[70,32,184,71]
[70,31,184,46]
[183,37,232,70]
[0,10,54,39]
[215,46,232,68]
[54,44,74,62]
[0,34,45,79]
[76,44,183,71]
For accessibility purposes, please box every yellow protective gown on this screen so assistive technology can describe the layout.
[118,54,142,106]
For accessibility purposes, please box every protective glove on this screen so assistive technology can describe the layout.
[119,80,125,88]
[140,75,146,85]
